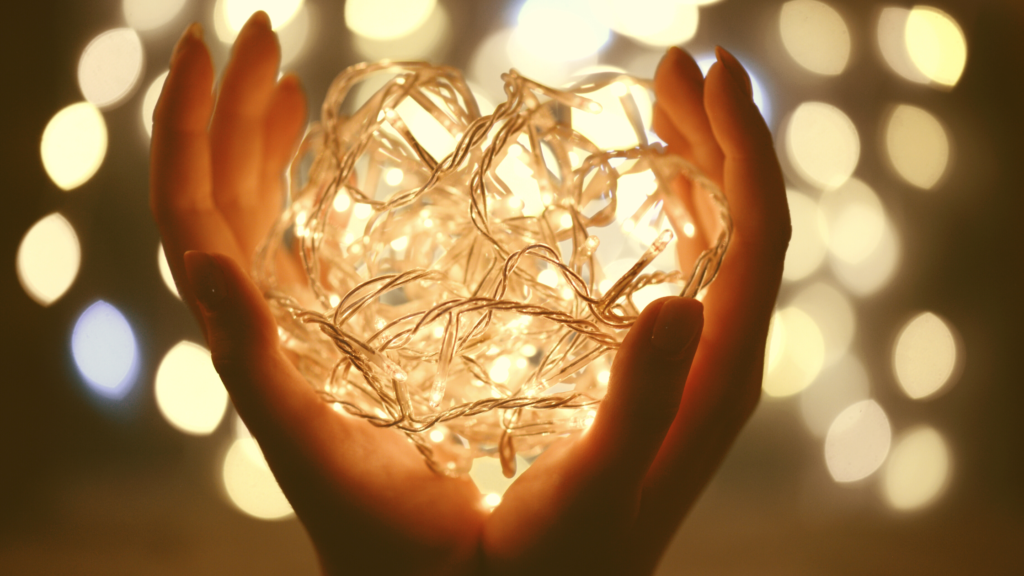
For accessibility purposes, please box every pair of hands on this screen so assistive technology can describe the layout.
[151,12,789,576]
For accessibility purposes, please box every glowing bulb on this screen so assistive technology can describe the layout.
[41,102,108,191]
[17,213,80,306]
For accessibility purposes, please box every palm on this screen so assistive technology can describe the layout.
[153,14,788,576]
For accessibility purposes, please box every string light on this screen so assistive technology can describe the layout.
[255,62,731,477]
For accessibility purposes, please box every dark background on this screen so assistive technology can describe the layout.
[1,0,1022,574]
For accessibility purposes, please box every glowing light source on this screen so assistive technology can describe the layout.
[72,301,138,400]
[257,62,730,476]
[41,102,108,191]
[345,0,436,40]
[784,101,859,190]
[885,104,950,190]
[877,7,930,84]
[157,243,180,298]
[800,354,870,437]
[790,282,855,366]
[819,178,899,296]
[516,0,609,60]
[825,399,891,483]
[905,6,967,88]
[763,307,825,398]
[213,0,304,41]
[782,190,828,282]
[592,0,699,48]
[779,0,851,75]
[78,28,144,109]
[470,455,529,502]
[222,438,294,520]
[16,213,81,306]
[141,71,168,138]
[893,312,961,400]
[882,425,951,510]
[155,341,229,435]
[123,0,188,31]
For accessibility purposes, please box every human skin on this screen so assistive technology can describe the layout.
[150,12,789,576]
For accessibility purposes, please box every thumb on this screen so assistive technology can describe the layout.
[183,251,325,438]
[576,296,704,488]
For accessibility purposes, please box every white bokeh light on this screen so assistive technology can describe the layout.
[123,0,188,31]
[782,190,828,282]
[78,28,145,109]
[157,243,180,298]
[222,437,294,520]
[893,312,961,400]
[825,399,891,483]
[905,5,967,88]
[41,102,108,191]
[784,101,859,190]
[886,104,950,190]
[350,2,450,62]
[800,354,870,437]
[763,307,826,398]
[790,282,855,366]
[345,0,436,40]
[213,0,304,40]
[779,0,851,76]
[512,0,610,63]
[592,0,699,48]
[819,178,899,296]
[16,213,81,306]
[72,301,139,400]
[155,341,229,435]
[141,70,168,138]
[882,425,952,511]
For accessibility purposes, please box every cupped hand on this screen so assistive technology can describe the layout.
[151,13,788,576]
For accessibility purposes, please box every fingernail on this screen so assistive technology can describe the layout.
[651,297,703,359]
[248,10,272,29]
[184,251,227,312]
[715,46,753,100]
[172,22,203,62]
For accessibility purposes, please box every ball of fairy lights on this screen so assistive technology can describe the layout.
[254,61,731,478]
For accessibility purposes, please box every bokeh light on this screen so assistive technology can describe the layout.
[351,4,451,69]
[905,5,967,88]
[885,104,950,190]
[779,0,850,76]
[592,0,699,48]
[571,80,653,151]
[77,28,144,109]
[763,307,825,398]
[784,101,859,190]
[222,438,294,520]
[877,7,930,84]
[72,301,139,400]
[123,0,188,31]
[16,213,81,306]
[345,0,436,41]
[40,102,108,191]
[141,70,168,138]
[800,354,870,437]
[213,0,304,42]
[155,341,229,435]
[819,178,899,296]
[782,190,828,282]
[790,282,855,366]
[893,311,961,400]
[882,425,952,510]
[511,0,610,65]
[157,243,180,298]
[825,399,891,483]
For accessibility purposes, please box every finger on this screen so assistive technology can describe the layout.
[627,48,789,572]
[576,297,703,488]
[259,74,307,211]
[654,47,725,183]
[210,11,282,257]
[183,251,327,441]
[151,23,244,326]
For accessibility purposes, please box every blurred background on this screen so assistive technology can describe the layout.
[2,0,1022,574]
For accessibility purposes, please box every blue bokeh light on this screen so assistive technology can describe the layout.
[71,300,138,400]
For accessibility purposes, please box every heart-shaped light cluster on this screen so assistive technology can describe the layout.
[254,62,731,477]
